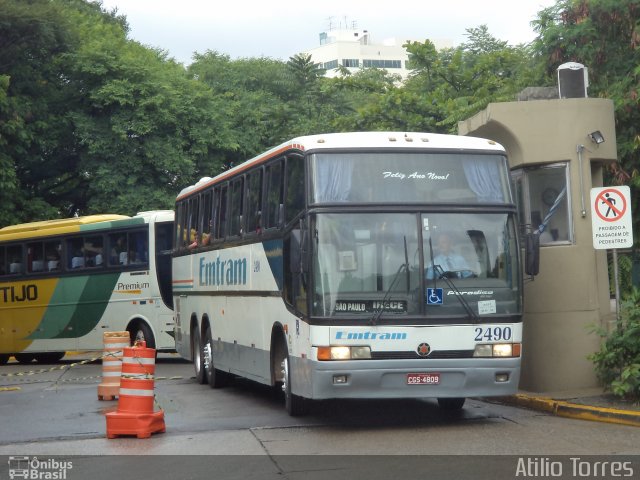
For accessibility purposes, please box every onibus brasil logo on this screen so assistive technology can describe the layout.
[8,456,72,479]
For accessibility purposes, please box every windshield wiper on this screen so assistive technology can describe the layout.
[432,265,478,323]
[370,237,409,326]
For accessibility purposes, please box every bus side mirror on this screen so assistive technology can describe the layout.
[525,233,540,276]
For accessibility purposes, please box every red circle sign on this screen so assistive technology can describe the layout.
[594,188,626,222]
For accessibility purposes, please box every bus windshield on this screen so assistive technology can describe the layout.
[311,212,520,318]
[310,152,511,204]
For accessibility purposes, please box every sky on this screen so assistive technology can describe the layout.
[98,0,558,65]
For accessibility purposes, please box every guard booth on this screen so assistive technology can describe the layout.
[458,83,618,392]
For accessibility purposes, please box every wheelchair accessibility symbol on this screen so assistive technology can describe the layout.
[427,288,443,305]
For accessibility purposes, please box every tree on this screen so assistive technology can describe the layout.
[404,26,541,132]
[0,0,79,223]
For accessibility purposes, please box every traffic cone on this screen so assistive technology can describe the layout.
[105,341,165,439]
[97,331,130,401]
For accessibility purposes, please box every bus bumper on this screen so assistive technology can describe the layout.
[294,357,521,400]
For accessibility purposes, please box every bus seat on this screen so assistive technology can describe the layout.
[71,256,85,268]
[31,260,44,272]
[10,262,22,273]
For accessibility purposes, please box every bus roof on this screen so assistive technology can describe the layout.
[0,211,173,243]
[176,131,506,200]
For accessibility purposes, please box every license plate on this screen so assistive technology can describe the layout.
[406,373,440,385]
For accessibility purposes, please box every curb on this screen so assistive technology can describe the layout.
[497,394,640,428]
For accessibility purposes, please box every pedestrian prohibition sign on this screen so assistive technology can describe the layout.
[590,186,633,249]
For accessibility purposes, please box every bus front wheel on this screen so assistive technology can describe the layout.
[129,322,155,350]
[437,397,466,410]
[281,355,309,416]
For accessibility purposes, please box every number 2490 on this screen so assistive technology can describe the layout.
[474,327,512,342]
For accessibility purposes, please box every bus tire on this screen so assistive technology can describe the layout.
[437,397,465,410]
[34,352,65,364]
[203,326,228,388]
[193,327,206,384]
[282,354,309,416]
[129,321,155,350]
[14,353,35,364]
[0,354,8,365]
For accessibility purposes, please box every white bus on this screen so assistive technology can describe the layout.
[173,132,524,415]
[0,210,174,365]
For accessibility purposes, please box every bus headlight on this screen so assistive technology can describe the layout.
[317,346,372,360]
[473,343,521,358]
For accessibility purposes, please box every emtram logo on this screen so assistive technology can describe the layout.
[7,456,72,479]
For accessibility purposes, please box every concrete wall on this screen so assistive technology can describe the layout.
[459,98,617,392]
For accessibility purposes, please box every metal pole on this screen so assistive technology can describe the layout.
[613,248,621,327]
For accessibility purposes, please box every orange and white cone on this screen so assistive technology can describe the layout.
[97,331,130,401]
[105,341,165,439]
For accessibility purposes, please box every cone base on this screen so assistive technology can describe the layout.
[105,410,165,439]
[98,384,120,401]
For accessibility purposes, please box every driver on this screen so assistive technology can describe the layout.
[426,232,473,279]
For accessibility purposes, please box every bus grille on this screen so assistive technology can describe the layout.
[371,350,474,360]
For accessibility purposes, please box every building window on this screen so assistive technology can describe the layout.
[363,59,401,69]
[323,59,338,70]
[342,58,359,68]
[511,163,572,245]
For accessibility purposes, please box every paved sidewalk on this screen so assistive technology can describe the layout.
[496,388,640,427]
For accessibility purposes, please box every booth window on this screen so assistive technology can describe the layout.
[511,163,572,245]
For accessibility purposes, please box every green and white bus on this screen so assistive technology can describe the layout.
[173,132,524,415]
[0,210,174,365]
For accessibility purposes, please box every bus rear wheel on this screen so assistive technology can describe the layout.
[0,354,8,365]
[203,326,229,388]
[34,352,65,364]
[437,397,466,410]
[193,327,206,384]
[14,353,35,364]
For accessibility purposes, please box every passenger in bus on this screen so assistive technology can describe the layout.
[110,236,127,264]
[426,232,473,279]
[188,228,198,249]
[46,248,60,271]
[71,250,85,268]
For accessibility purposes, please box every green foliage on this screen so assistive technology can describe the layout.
[589,288,640,399]
[609,252,634,298]
[403,27,543,132]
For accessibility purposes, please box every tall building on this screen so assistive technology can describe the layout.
[304,27,452,80]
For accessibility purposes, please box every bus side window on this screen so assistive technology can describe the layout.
[129,230,148,264]
[7,245,22,274]
[0,246,5,275]
[201,190,213,246]
[109,233,128,266]
[245,168,263,234]
[27,241,45,273]
[84,235,104,267]
[67,238,85,269]
[229,177,244,237]
[217,184,228,239]
[175,201,186,250]
[285,155,305,225]
[45,240,61,271]
[265,159,284,229]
